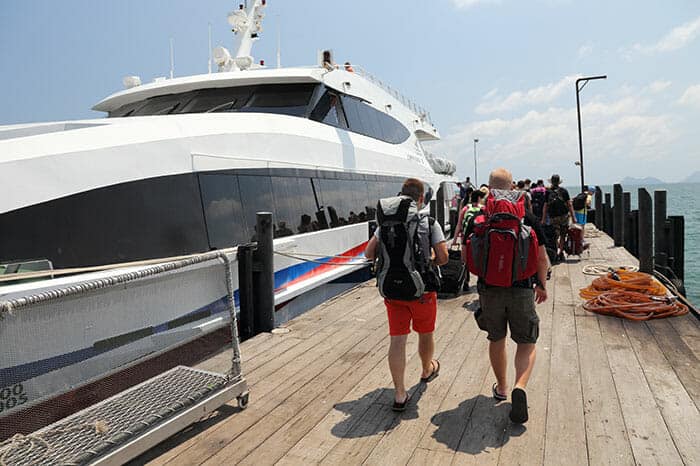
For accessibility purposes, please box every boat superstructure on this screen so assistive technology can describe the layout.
[0,0,457,436]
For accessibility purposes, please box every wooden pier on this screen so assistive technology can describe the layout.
[136,230,700,465]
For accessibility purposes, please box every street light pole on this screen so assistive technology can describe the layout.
[473,138,479,186]
[576,75,607,193]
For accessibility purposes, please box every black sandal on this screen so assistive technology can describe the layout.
[510,388,529,424]
[392,392,411,412]
[492,383,507,401]
[420,360,440,383]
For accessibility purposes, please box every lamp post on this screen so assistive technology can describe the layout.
[576,75,606,193]
[473,138,479,186]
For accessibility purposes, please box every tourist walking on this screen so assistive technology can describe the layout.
[464,168,549,424]
[365,178,449,411]
[541,174,575,261]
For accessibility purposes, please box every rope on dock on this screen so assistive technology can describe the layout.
[582,264,639,275]
[579,269,688,320]
[582,292,688,320]
[0,421,109,466]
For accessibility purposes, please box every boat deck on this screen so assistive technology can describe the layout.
[136,231,700,465]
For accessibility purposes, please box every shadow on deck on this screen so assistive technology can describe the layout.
[134,231,700,466]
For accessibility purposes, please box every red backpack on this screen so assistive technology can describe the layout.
[466,190,539,287]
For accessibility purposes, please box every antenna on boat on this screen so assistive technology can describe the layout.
[208,23,213,74]
[169,38,175,79]
[213,0,267,72]
[276,13,281,68]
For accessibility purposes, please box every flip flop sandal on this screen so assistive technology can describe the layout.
[510,388,529,424]
[392,392,411,412]
[492,383,507,401]
[420,360,440,383]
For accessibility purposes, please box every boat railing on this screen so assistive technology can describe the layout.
[350,65,433,126]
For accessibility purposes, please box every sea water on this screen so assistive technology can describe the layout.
[597,183,699,306]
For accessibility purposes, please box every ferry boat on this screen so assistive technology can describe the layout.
[0,1,457,436]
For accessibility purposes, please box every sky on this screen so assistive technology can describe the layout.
[1,0,699,185]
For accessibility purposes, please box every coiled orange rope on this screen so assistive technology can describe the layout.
[579,270,667,300]
[580,270,688,320]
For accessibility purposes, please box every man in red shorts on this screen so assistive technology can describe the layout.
[365,178,448,411]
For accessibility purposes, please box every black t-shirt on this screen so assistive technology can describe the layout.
[545,186,570,202]
[545,186,570,216]
[466,210,544,288]
[545,187,570,202]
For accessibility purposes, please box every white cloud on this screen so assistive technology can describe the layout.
[482,88,499,100]
[450,0,501,9]
[627,16,700,56]
[475,75,577,114]
[647,80,672,93]
[450,0,570,8]
[578,43,594,59]
[678,84,700,107]
[428,81,683,184]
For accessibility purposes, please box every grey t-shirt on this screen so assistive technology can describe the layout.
[374,219,446,245]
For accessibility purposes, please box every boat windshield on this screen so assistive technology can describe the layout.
[108,83,317,118]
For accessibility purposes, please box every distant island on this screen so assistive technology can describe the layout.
[620,176,665,185]
[683,171,700,184]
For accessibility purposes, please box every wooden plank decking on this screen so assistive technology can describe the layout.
[135,229,700,465]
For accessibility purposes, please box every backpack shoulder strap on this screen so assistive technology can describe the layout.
[427,216,435,248]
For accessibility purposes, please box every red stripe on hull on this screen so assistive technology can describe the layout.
[278,241,368,291]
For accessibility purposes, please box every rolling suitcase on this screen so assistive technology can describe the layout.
[542,224,559,263]
[564,223,589,256]
[438,246,466,298]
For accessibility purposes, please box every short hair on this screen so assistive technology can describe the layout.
[536,179,544,186]
[517,180,525,189]
[489,168,513,190]
[401,178,424,202]
[470,190,483,203]
[525,178,531,184]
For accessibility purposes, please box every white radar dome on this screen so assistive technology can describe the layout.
[122,76,141,89]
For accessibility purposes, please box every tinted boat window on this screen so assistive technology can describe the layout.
[339,96,367,137]
[271,177,317,236]
[310,91,348,128]
[109,100,146,118]
[339,95,410,144]
[199,174,248,248]
[130,94,191,116]
[316,178,372,226]
[108,83,315,118]
[239,84,316,117]
[237,175,275,241]
[178,88,247,114]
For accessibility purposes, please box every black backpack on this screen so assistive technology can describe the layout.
[572,192,587,211]
[530,187,546,218]
[547,187,568,217]
[375,196,440,300]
